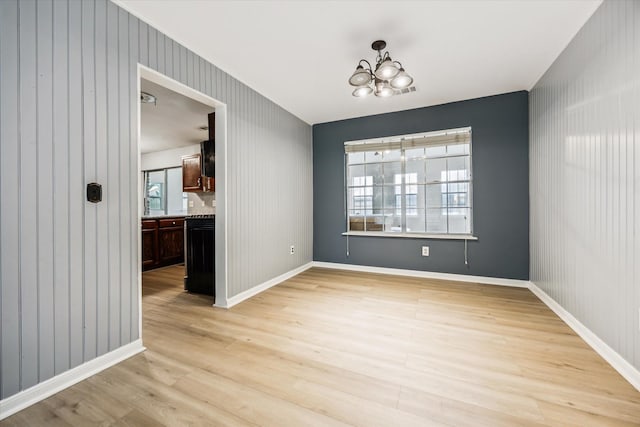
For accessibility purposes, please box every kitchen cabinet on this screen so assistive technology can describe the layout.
[141,220,158,270]
[181,153,215,193]
[158,218,184,265]
[182,154,203,192]
[141,217,185,271]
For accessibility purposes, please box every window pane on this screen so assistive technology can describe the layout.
[446,182,469,207]
[448,208,471,234]
[383,210,402,233]
[426,145,446,158]
[382,149,401,161]
[447,156,470,181]
[447,143,469,156]
[347,164,365,185]
[348,211,366,231]
[166,167,186,216]
[383,161,402,185]
[425,157,447,183]
[406,159,426,184]
[347,152,364,164]
[347,187,373,215]
[365,163,383,185]
[406,209,426,233]
[425,184,444,208]
[426,208,447,233]
[146,170,165,216]
[405,147,424,160]
[365,151,384,162]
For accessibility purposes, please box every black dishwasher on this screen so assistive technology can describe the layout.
[184,215,215,298]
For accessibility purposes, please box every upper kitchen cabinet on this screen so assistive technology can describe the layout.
[181,113,215,193]
[182,153,203,192]
[181,152,215,192]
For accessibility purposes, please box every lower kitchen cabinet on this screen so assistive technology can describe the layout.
[142,217,185,271]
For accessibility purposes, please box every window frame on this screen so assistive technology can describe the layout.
[144,166,188,216]
[343,127,476,240]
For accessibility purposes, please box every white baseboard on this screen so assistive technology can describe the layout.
[0,339,145,420]
[311,261,530,288]
[528,282,640,392]
[223,261,314,308]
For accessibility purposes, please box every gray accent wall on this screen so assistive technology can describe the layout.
[313,91,529,280]
[0,0,312,400]
[530,0,640,369]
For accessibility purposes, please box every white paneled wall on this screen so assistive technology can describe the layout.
[0,0,312,400]
[530,0,640,369]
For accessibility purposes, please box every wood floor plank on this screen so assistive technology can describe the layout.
[2,264,640,426]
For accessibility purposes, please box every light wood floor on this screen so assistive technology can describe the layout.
[3,265,640,426]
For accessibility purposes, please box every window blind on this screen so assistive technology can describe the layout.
[344,128,471,153]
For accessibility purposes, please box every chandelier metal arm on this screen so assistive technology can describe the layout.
[358,59,373,74]
[393,60,404,69]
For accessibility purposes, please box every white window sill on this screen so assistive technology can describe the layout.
[342,231,478,240]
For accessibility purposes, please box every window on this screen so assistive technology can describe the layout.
[345,127,472,236]
[144,167,188,216]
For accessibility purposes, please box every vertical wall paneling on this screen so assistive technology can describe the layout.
[0,0,313,400]
[19,0,40,391]
[0,0,21,399]
[94,0,109,358]
[118,6,131,346]
[68,0,84,370]
[52,0,71,376]
[128,11,139,342]
[36,0,55,383]
[81,0,97,362]
[106,0,120,352]
[530,0,640,370]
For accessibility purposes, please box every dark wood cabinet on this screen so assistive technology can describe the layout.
[141,220,158,270]
[182,154,203,192]
[141,217,184,271]
[158,218,184,265]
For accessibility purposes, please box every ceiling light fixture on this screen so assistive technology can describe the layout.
[348,40,414,98]
[140,91,157,105]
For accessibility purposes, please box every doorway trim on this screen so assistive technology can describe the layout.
[136,64,229,339]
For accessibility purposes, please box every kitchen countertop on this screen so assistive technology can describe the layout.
[141,215,187,220]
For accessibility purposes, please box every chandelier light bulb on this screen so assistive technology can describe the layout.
[349,65,372,87]
[352,85,373,97]
[375,58,399,80]
[374,80,394,98]
[390,69,413,89]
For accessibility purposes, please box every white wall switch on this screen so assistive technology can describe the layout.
[422,246,430,256]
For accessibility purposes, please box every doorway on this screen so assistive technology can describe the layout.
[136,65,228,338]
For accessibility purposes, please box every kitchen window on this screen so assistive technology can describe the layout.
[144,167,188,216]
[344,127,474,237]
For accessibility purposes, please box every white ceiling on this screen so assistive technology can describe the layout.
[119,0,601,125]
[140,78,214,153]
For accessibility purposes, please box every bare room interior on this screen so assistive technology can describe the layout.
[1,0,639,425]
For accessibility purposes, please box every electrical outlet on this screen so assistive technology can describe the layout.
[201,201,205,207]
[188,200,194,208]
[421,246,429,256]
[638,307,640,331]
[290,245,295,255]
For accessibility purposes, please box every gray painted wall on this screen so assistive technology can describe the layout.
[530,0,640,369]
[0,0,312,400]
[313,91,529,280]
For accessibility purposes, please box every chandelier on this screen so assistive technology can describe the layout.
[348,40,414,98]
